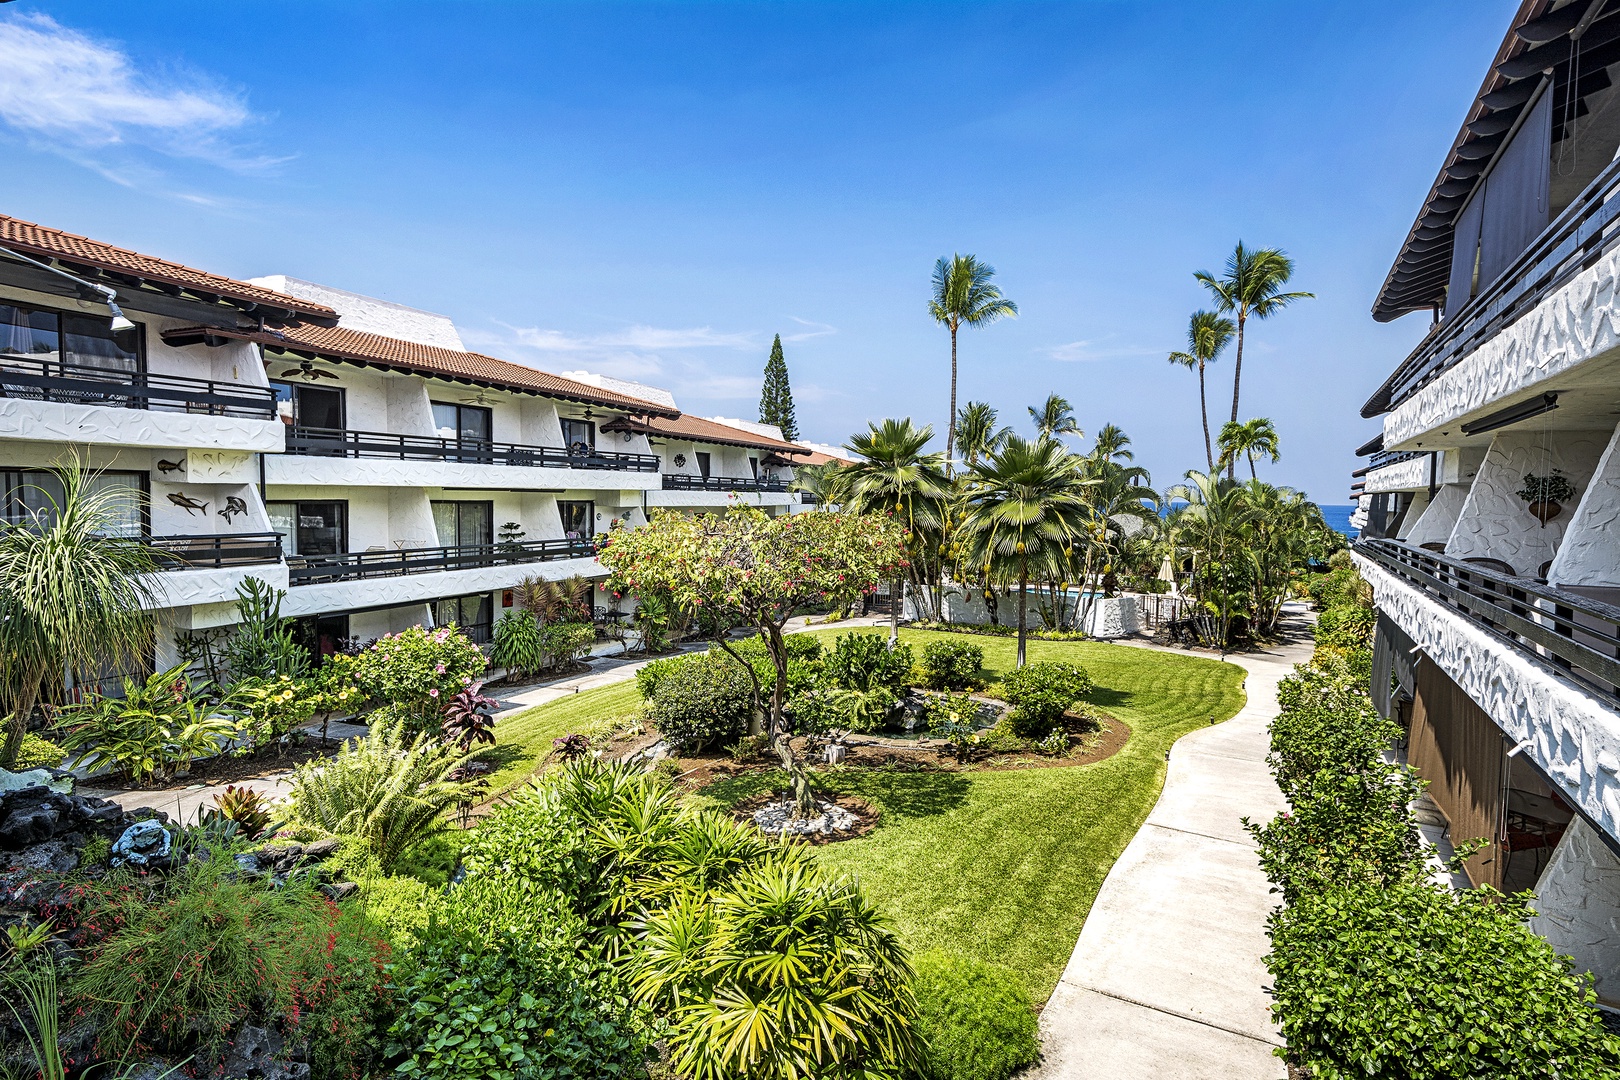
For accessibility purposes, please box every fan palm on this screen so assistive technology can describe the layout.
[958,436,1092,667]
[788,461,847,510]
[1028,393,1083,441]
[1194,242,1312,475]
[842,419,951,643]
[1218,417,1282,480]
[1166,470,1259,652]
[0,463,158,768]
[930,254,1018,468]
[1168,310,1235,473]
[955,401,1012,468]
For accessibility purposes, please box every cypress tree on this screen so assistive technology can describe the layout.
[758,333,799,441]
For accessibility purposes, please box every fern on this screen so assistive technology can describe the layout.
[286,719,485,872]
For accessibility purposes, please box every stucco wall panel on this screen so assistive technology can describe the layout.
[0,399,284,452]
[1404,483,1471,548]
[1548,420,1620,586]
[1444,430,1607,577]
[1528,817,1620,1005]
[279,555,604,617]
[1366,456,1431,493]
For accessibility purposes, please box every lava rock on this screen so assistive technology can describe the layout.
[4,840,78,874]
[319,881,359,902]
[208,1023,310,1080]
[300,838,341,861]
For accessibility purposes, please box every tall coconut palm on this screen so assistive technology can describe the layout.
[1028,393,1082,441]
[955,401,1012,468]
[957,436,1092,667]
[1091,423,1134,463]
[1194,243,1312,476]
[0,463,158,767]
[1217,417,1282,480]
[930,254,1018,469]
[842,419,952,644]
[1167,310,1235,473]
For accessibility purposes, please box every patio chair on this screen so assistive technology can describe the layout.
[1419,541,1447,553]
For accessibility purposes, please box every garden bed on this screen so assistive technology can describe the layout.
[82,737,343,792]
[729,790,881,844]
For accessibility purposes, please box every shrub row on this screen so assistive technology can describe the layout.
[1254,566,1620,1078]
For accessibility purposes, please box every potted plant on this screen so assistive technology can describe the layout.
[1515,472,1577,526]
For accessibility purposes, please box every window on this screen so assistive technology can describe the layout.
[432,401,492,443]
[696,452,711,479]
[431,500,493,549]
[562,418,595,453]
[292,614,351,664]
[271,382,345,430]
[749,456,759,478]
[266,501,347,556]
[0,301,142,373]
[558,500,594,539]
[434,593,494,644]
[0,469,145,537]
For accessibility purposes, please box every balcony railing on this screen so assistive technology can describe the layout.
[285,426,659,471]
[1357,538,1620,707]
[0,356,278,419]
[662,473,790,493]
[152,532,283,569]
[288,537,596,585]
[1366,153,1620,417]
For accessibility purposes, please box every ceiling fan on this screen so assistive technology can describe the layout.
[460,387,500,406]
[278,360,339,382]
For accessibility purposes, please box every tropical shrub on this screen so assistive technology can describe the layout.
[198,784,274,839]
[910,951,1038,1080]
[1268,882,1620,1079]
[1313,603,1375,651]
[351,625,486,727]
[731,633,825,664]
[632,587,676,652]
[635,654,687,701]
[69,858,391,1076]
[824,632,913,692]
[440,682,498,751]
[644,652,754,753]
[306,653,365,718]
[286,719,487,873]
[491,614,595,680]
[998,661,1093,737]
[823,684,899,733]
[386,878,651,1080]
[357,874,433,949]
[928,693,983,762]
[54,664,239,783]
[232,674,318,755]
[12,732,65,770]
[220,575,309,681]
[918,639,984,691]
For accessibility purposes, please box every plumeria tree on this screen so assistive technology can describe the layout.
[599,507,907,815]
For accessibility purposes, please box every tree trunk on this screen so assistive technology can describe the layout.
[946,322,959,472]
[715,635,765,736]
[1198,360,1213,473]
[0,672,42,770]
[1228,311,1245,481]
[889,576,902,648]
[1016,560,1028,668]
[765,623,816,818]
[1249,453,1257,481]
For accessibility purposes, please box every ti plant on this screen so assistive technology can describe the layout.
[441,682,498,751]
[552,732,590,762]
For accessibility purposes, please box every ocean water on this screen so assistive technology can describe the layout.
[1320,504,1357,538]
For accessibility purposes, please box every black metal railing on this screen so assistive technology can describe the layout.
[799,491,818,504]
[151,532,283,569]
[1367,449,1428,471]
[662,473,790,493]
[0,356,278,419]
[288,537,597,585]
[1369,154,1620,417]
[285,426,659,471]
[1357,538,1620,706]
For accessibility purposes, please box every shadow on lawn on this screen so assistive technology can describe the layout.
[1085,685,1133,710]
[701,768,972,824]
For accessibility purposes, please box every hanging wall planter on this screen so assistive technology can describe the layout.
[1515,472,1577,528]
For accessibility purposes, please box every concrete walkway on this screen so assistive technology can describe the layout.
[1032,629,1312,1080]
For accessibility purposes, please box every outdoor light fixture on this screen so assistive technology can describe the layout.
[0,243,132,329]
[1460,391,1560,436]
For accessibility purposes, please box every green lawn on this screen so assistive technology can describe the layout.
[480,629,1247,1003]
[697,628,1248,1002]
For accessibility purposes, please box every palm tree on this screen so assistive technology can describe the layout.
[1217,417,1282,480]
[955,401,1012,468]
[842,419,952,644]
[1194,243,1312,476]
[788,461,847,510]
[1166,470,1258,653]
[1092,423,1134,463]
[930,254,1018,469]
[1167,310,1235,473]
[957,436,1091,667]
[0,463,158,767]
[1028,393,1082,441]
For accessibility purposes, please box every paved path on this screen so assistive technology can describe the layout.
[1032,631,1312,1080]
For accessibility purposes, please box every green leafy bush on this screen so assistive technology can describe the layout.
[490,610,547,678]
[910,951,1038,1080]
[645,652,754,753]
[927,694,983,761]
[823,684,899,733]
[1268,883,1620,1079]
[357,874,433,949]
[730,632,825,664]
[998,661,1093,737]
[12,732,65,770]
[824,632,913,693]
[919,640,984,691]
[54,664,239,783]
[635,653,687,700]
[1313,603,1376,651]
[231,674,319,755]
[221,575,310,681]
[351,625,486,726]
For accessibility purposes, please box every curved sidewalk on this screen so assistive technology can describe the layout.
[1032,634,1311,1080]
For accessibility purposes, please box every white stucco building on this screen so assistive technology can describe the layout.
[0,212,811,675]
[1351,0,1620,1012]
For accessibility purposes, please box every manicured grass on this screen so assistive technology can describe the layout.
[697,628,1247,1002]
[483,681,643,794]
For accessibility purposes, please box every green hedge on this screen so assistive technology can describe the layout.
[910,951,1037,1080]
[644,651,754,753]
[999,661,1093,737]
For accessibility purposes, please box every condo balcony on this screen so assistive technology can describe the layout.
[0,354,278,419]
[151,532,284,570]
[286,536,596,586]
[659,472,790,493]
[284,425,660,472]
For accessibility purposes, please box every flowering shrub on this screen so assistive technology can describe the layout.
[232,674,319,755]
[919,640,985,691]
[351,625,486,728]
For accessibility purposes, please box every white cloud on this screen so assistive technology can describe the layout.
[1046,337,1163,363]
[782,317,837,343]
[0,13,272,172]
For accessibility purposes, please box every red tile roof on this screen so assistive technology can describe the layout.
[795,448,855,467]
[163,321,681,417]
[0,213,336,323]
[603,413,809,454]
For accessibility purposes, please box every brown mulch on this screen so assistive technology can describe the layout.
[105,738,341,792]
[727,791,882,845]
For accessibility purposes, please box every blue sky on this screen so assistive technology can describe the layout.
[0,1,1513,502]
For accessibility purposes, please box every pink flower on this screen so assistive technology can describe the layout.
[428,688,439,698]
[435,663,446,674]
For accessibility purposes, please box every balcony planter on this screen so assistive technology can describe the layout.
[1514,473,1578,528]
